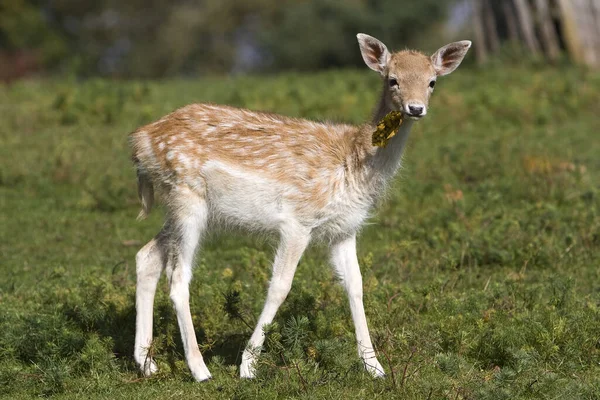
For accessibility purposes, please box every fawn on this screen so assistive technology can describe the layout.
[130,33,471,381]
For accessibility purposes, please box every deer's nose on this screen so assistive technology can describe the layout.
[407,104,425,116]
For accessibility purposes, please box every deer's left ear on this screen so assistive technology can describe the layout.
[431,41,472,76]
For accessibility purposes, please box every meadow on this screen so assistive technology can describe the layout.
[0,65,599,399]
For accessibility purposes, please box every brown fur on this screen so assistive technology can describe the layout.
[130,103,377,217]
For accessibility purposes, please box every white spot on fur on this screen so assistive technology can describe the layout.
[178,154,191,168]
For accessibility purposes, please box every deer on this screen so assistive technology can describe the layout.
[130,33,471,381]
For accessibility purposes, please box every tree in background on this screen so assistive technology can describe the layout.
[258,0,451,71]
[0,0,455,78]
[0,0,68,80]
[469,0,600,68]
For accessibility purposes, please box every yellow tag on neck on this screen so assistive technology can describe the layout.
[372,111,404,147]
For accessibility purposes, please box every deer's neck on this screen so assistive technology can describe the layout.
[363,119,413,183]
[361,93,415,185]
[372,89,392,123]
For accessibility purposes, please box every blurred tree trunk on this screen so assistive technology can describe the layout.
[469,0,600,68]
[557,0,600,67]
[534,0,560,60]
[575,0,600,66]
[483,0,500,52]
[556,0,583,63]
[593,0,600,66]
[513,0,541,54]
[502,1,521,42]
[472,0,488,64]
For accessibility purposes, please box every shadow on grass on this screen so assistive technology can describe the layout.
[60,282,252,373]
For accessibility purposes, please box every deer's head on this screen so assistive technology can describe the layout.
[357,33,471,120]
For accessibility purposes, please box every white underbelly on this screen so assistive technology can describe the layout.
[202,162,290,231]
[201,160,373,238]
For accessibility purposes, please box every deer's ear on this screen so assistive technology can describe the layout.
[357,33,390,75]
[431,41,472,76]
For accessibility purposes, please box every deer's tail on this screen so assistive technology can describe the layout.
[135,163,154,220]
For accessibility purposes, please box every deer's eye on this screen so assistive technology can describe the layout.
[429,80,436,88]
[389,78,398,87]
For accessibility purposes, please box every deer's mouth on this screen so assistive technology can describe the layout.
[403,112,424,121]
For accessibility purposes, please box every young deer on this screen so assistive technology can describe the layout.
[130,34,471,381]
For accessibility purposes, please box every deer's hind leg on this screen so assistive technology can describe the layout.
[134,231,168,376]
[165,189,212,381]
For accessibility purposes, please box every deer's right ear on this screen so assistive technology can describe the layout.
[357,33,390,75]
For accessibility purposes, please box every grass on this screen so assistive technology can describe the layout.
[0,65,599,399]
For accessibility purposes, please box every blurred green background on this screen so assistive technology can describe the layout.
[0,0,455,77]
[2,0,599,79]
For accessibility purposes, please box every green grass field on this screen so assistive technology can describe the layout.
[1,65,599,399]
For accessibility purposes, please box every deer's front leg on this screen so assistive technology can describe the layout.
[330,234,385,377]
[240,223,311,379]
